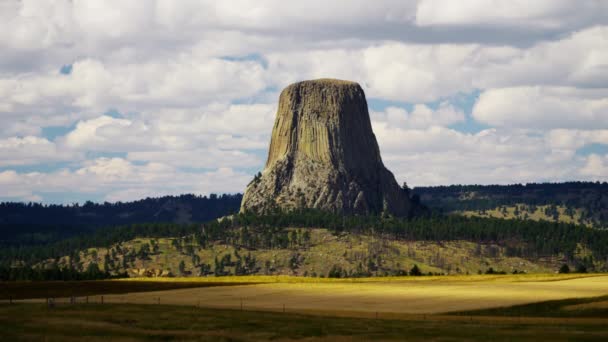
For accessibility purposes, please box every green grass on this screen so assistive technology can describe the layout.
[2,303,608,341]
[3,273,602,300]
[42,228,563,278]
[458,204,587,226]
[451,295,608,318]
[0,280,254,300]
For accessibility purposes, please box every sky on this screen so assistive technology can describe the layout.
[0,0,607,204]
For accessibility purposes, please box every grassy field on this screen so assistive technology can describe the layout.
[451,295,608,318]
[9,274,608,316]
[0,280,254,300]
[3,275,608,341]
[2,303,608,341]
[100,274,608,315]
[117,272,602,283]
[458,204,587,225]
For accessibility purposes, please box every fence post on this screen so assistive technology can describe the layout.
[240,298,243,311]
[9,296,12,305]
[375,311,378,319]
[86,296,89,304]
[101,296,104,304]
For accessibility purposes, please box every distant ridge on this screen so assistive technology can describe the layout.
[0,193,242,226]
[413,181,608,227]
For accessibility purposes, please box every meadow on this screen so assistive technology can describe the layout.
[3,274,608,340]
[6,274,608,315]
[100,274,608,315]
[2,301,608,341]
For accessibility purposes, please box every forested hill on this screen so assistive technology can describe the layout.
[0,194,242,226]
[0,194,242,248]
[413,182,608,227]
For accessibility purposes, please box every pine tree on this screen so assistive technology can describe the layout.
[409,264,422,276]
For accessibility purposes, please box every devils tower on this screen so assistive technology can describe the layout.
[240,78,419,217]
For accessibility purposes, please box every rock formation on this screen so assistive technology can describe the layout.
[240,78,422,217]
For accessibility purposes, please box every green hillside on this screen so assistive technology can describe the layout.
[459,204,587,225]
[40,228,566,278]
[4,209,608,280]
[413,182,608,228]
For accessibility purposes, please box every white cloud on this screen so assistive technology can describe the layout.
[0,136,79,166]
[580,154,608,178]
[547,129,608,151]
[416,0,608,30]
[0,158,251,203]
[474,27,608,89]
[62,115,133,150]
[473,86,608,129]
[265,26,608,103]
[266,43,480,102]
[1,1,607,202]
[0,57,267,118]
[127,149,261,169]
[59,102,276,154]
[3,0,605,71]
[372,102,465,129]
[371,125,598,186]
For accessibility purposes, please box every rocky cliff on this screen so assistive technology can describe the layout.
[240,78,421,217]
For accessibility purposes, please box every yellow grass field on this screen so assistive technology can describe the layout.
[20,274,608,316]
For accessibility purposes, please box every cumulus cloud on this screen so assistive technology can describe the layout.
[0,158,251,203]
[266,43,481,102]
[3,0,605,74]
[415,0,608,31]
[1,1,607,202]
[580,154,608,179]
[474,27,608,89]
[372,102,465,129]
[265,26,608,102]
[0,136,79,166]
[547,129,608,151]
[59,102,275,153]
[127,149,261,169]
[0,57,267,129]
[473,87,608,129]
[372,125,597,186]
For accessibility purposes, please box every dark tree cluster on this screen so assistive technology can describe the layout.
[0,193,242,248]
[3,206,608,280]
[413,181,608,227]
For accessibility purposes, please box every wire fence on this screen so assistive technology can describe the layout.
[0,296,523,323]
[0,295,395,320]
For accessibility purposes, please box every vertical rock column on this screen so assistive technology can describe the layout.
[240,78,418,217]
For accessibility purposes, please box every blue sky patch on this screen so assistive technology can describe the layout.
[42,125,74,141]
[577,143,608,156]
[59,64,73,75]
[221,53,268,69]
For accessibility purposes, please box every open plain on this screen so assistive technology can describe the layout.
[3,274,608,340]
[105,274,608,315]
[9,274,608,316]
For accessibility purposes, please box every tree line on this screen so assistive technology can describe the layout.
[3,207,608,280]
[413,181,608,227]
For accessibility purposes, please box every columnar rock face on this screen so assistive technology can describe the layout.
[240,78,418,217]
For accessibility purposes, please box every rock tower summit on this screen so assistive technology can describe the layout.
[240,78,419,217]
